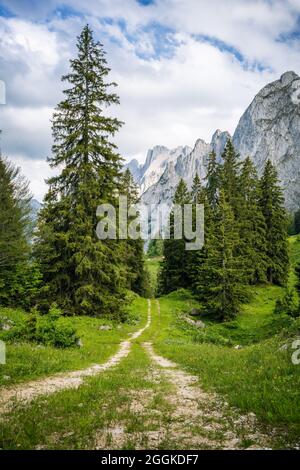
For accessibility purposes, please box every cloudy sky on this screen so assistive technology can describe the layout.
[1,0,300,200]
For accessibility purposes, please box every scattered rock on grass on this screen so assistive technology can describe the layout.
[183,316,206,329]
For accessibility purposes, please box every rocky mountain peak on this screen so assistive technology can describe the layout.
[125,71,300,212]
[280,70,299,86]
[233,70,300,210]
[211,130,231,161]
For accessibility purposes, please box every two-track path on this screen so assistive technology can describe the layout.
[0,300,151,414]
[0,299,272,449]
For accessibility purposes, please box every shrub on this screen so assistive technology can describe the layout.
[274,289,299,318]
[0,261,42,310]
[2,304,79,348]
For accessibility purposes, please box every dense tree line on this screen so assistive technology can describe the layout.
[0,25,291,324]
[159,140,289,321]
[0,153,41,308]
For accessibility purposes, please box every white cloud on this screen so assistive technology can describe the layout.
[8,154,55,202]
[1,1,300,199]
[1,105,53,158]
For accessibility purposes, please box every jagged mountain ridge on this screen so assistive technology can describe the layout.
[125,71,300,212]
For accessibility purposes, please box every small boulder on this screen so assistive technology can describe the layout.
[0,318,13,331]
[190,308,201,316]
[195,320,206,329]
[183,316,205,328]
[99,325,112,331]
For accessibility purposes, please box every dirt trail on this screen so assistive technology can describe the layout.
[0,300,152,414]
[142,340,271,449]
[96,300,272,450]
[1,299,273,449]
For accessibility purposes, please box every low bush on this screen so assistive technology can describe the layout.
[2,304,79,348]
[274,289,299,318]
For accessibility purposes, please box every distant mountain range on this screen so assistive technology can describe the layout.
[125,71,300,212]
[29,198,42,222]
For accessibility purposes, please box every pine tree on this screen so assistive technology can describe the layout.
[159,179,191,294]
[188,173,206,291]
[195,190,247,321]
[294,209,300,234]
[219,139,242,216]
[259,160,289,285]
[0,155,36,306]
[147,239,164,257]
[295,262,300,297]
[239,157,267,284]
[35,25,127,317]
[205,151,220,208]
[120,169,150,297]
[191,172,202,203]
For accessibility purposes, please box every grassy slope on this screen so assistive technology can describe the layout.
[145,256,162,296]
[150,237,300,445]
[0,296,147,387]
[1,243,300,448]
[0,302,176,450]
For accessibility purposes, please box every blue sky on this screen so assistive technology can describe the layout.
[0,0,300,199]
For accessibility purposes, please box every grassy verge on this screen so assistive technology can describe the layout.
[0,296,147,387]
[150,288,300,445]
[145,257,162,296]
[0,341,173,450]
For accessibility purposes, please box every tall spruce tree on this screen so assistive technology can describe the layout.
[295,262,300,297]
[120,169,150,297]
[188,173,206,291]
[195,190,247,320]
[159,179,191,294]
[219,139,242,216]
[205,151,220,208]
[191,172,202,202]
[0,155,36,306]
[259,160,289,285]
[239,157,267,284]
[35,25,127,317]
[294,209,300,234]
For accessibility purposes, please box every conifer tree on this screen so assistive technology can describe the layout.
[120,169,149,297]
[0,155,36,306]
[259,160,289,285]
[295,262,300,297]
[35,25,127,317]
[219,139,242,216]
[147,239,164,257]
[294,209,300,234]
[239,157,267,284]
[188,173,206,291]
[159,179,191,294]
[189,193,215,294]
[195,190,247,320]
[191,172,202,202]
[205,151,220,208]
